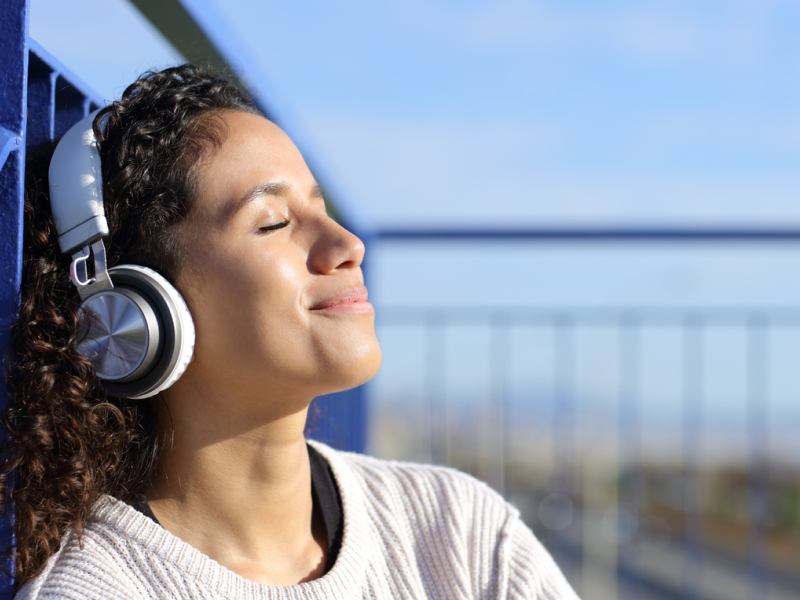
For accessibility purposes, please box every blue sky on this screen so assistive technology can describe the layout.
[28,1,800,455]
[29,0,800,306]
[30,0,800,227]
[224,0,800,226]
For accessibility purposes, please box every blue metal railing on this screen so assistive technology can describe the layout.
[376,227,800,242]
[370,305,800,600]
[0,1,29,594]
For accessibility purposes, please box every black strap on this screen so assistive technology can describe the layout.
[307,443,343,571]
[128,492,160,525]
[127,442,343,573]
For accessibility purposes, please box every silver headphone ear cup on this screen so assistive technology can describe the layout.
[77,288,162,382]
[95,265,195,399]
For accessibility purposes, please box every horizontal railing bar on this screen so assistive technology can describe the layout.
[27,40,105,108]
[0,126,23,169]
[375,227,800,242]
[375,306,800,325]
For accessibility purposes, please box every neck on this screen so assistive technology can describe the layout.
[146,375,326,585]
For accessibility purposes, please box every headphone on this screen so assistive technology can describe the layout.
[49,111,195,399]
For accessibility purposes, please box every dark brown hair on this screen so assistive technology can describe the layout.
[1,64,259,586]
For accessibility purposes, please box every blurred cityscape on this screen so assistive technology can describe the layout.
[367,308,800,600]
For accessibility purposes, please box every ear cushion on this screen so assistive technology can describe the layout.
[97,265,195,400]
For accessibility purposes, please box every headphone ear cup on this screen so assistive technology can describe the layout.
[77,265,195,399]
[77,287,164,384]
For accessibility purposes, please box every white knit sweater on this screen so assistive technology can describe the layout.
[17,442,579,599]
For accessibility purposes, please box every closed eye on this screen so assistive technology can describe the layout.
[258,220,290,233]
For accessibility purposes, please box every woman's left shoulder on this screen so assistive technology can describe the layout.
[310,441,514,525]
[309,441,581,599]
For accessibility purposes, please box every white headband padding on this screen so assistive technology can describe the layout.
[49,110,109,254]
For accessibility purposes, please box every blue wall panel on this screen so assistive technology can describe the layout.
[0,0,28,336]
[307,387,367,454]
[0,1,29,595]
[26,53,56,146]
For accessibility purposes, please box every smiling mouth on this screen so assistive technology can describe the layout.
[310,286,374,314]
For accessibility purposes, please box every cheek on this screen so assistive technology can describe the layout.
[180,245,312,376]
[245,261,312,357]
[177,236,381,392]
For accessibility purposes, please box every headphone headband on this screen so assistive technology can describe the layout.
[48,110,109,255]
[47,110,196,399]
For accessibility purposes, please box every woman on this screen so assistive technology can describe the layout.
[4,65,578,599]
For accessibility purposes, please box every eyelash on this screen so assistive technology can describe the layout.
[258,220,290,233]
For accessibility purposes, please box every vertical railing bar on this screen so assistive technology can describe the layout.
[619,314,641,600]
[425,311,447,465]
[553,314,579,584]
[47,70,58,140]
[436,315,448,466]
[682,316,704,600]
[491,312,511,497]
[747,315,770,600]
[423,312,435,464]
[1,1,29,595]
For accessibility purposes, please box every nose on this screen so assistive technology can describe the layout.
[307,215,366,275]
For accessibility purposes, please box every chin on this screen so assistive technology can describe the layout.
[321,341,382,395]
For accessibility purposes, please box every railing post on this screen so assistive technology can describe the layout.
[486,313,510,495]
[424,312,447,465]
[0,0,28,326]
[552,315,579,586]
[0,0,30,595]
[682,317,705,600]
[618,315,641,600]
[747,316,769,600]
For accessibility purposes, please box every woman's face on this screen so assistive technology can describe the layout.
[173,110,381,410]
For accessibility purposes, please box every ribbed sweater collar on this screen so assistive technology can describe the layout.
[89,441,371,599]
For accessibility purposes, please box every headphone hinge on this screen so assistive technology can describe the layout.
[70,239,114,301]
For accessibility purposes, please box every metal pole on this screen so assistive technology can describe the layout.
[553,316,579,585]
[425,312,447,465]
[619,316,642,600]
[490,314,511,496]
[747,316,770,600]
[0,0,29,595]
[682,318,704,600]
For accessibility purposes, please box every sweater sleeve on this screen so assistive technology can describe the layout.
[496,511,580,600]
[15,565,144,600]
[14,532,149,600]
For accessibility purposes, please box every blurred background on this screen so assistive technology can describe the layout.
[27,1,800,598]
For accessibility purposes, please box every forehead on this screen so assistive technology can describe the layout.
[192,110,314,216]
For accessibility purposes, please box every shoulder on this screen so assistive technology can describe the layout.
[311,440,510,524]
[310,441,580,599]
[15,498,156,600]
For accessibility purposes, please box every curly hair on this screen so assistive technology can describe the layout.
[1,64,260,586]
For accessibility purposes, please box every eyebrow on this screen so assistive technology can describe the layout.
[232,181,325,215]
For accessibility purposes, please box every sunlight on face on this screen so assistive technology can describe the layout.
[174,111,381,413]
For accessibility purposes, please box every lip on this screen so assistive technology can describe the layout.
[310,286,374,314]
